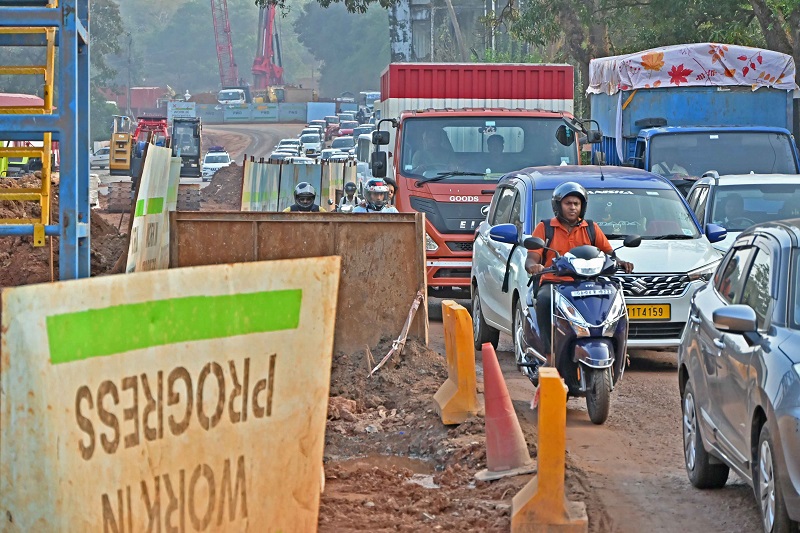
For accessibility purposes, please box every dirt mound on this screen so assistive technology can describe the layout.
[0,174,128,288]
[320,337,534,531]
[200,163,242,210]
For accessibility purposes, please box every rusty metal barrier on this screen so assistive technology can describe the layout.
[169,211,428,353]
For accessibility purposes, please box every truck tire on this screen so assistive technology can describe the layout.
[472,285,499,351]
[682,380,729,489]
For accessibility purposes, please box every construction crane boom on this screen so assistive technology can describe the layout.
[210,0,240,87]
[252,6,284,90]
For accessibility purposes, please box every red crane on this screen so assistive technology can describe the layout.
[210,0,240,87]
[252,6,284,90]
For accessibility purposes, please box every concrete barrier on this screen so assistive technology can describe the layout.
[511,367,588,532]
[1,256,341,530]
[433,300,480,424]
[169,211,428,354]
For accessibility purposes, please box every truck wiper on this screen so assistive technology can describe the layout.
[415,171,486,187]
[650,234,695,240]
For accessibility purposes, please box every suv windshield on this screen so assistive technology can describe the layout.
[399,116,578,183]
[649,132,798,178]
[533,186,700,239]
[710,182,800,231]
[204,154,229,164]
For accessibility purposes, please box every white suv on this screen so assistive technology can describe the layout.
[471,166,726,351]
[201,149,232,180]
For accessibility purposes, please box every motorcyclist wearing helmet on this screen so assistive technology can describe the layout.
[283,182,325,212]
[353,178,398,213]
[337,181,360,213]
[524,181,634,355]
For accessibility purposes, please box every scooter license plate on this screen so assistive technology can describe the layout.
[627,304,670,320]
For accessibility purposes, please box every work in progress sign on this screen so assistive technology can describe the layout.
[1,257,340,531]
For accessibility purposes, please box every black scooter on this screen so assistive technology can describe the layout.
[519,235,640,424]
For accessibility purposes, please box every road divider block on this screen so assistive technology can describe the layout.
[511,367,588,532]
[475,343,536,481]
[1,257,340,531]
[433,300,480,424]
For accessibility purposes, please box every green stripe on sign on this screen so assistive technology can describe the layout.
[46,289,302,364]
[147,197,164,214]
[135,199,145,217]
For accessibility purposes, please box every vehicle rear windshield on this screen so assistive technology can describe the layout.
[533,187,700,239]
[710,182,800,231]
[331,137,355,149]
[399,116,579,184]
[204,154,229,164]
[649,131,799,178]
[301,134,321,143]
[340,121,359,129]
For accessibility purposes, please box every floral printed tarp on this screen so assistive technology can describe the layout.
[587,43,798,95]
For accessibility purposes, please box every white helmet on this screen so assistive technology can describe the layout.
[364,178,389,210]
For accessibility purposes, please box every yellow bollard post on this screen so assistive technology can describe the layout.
[433,300,480,424]
[511,368,588,533]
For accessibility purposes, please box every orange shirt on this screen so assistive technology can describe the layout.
[530,217,612,283]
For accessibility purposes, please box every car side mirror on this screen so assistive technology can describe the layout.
[705,223,727,244]
[555,125,575,147]
[371,151,387,178]
[523,236,545,250]
[372,130,390,145]
[623,235,642,248]
[712,305,757,333]
[489,223,519,245]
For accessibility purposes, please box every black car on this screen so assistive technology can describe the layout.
[678,219,800,533]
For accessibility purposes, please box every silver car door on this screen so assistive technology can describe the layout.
[482,187,517,327]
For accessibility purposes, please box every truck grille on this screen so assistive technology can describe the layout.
[628,322,686,339]
[409,196,489,235]
[602,274,690,298]
[446,241,473,252]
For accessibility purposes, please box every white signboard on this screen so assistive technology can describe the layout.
[167,101,197,121]
[1,256,341,531]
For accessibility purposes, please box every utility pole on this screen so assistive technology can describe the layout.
[126,32,132,117]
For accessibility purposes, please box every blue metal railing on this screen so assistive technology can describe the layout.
[0,1,91,280]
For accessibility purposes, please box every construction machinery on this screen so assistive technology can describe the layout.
[109,114,133,176]
[172,117,202,177]
[252,5,283,90]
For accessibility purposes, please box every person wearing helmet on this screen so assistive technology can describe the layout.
[353,178,398,213]
[337,181,360,213]
[524,182,634,356]
[283,182,325,212]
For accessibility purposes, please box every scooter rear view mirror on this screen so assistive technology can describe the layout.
[623,234,642,248]
[523,236,545,250]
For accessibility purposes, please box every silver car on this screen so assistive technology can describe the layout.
[678,220,800,533]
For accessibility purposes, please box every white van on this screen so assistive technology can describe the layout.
[217,89,246,105]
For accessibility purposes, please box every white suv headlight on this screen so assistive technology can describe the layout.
[794,363,800,380]
[688,260,721,282]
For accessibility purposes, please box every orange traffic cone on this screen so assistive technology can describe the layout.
[475,343,536,481]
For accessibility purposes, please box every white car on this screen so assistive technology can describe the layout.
[471,166,726,352]
[275,138,302,155]
[90,147,110,169]
[299,133,322,157]
[201,150,232,180]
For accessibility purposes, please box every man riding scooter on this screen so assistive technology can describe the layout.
[525,182,634,357]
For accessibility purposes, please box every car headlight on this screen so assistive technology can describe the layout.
[425,232,439,252]
[794,363,800,380]
[602,291,627,337]
[554,291,590,337]
[688,260,721,282]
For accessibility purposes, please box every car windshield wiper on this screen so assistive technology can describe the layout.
[650,233,695,240]
[415,171,486,187]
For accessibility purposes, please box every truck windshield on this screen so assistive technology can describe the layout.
[649,131,798,178]
[218,91,243,102]
[533,187,700,239]
[399,116,578,183]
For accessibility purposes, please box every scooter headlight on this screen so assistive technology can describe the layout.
[567,255,606,276]
[554,291,590,337]
[602,291,627,337]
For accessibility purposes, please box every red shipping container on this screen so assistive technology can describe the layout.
[380,63,574,101]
